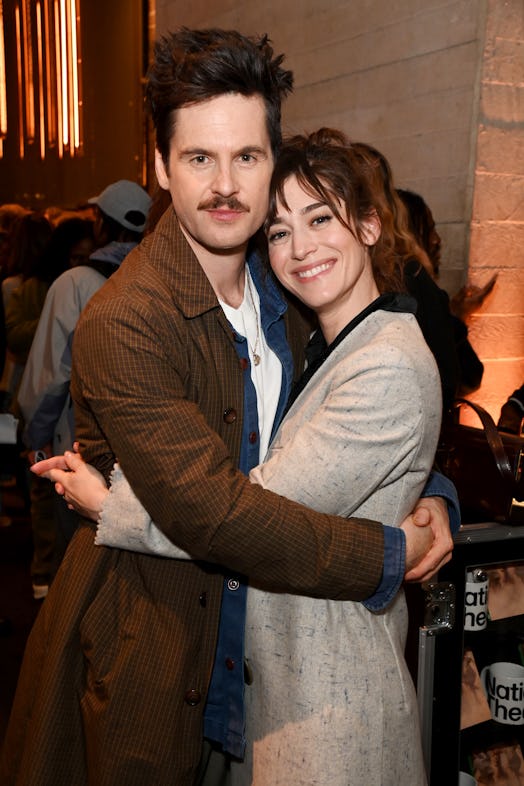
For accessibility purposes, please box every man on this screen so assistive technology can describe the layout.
[1,29,456,785]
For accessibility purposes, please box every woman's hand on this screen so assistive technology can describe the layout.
[401,496,453,583]
[450,274,497,320]
[31,447,109,522]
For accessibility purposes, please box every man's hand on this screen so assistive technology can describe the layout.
[401,513,434,576]
[402,496,454,583]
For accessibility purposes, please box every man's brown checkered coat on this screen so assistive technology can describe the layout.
[1,209,384,786]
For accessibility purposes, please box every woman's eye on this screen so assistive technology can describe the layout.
[312,214,332,226]
[267,229,287,244]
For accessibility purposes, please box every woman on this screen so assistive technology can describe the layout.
[396,187,488,397]
[36,129,441,784]
[348,143,460,411]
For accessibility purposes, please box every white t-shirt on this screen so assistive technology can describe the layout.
[219,267,282,462]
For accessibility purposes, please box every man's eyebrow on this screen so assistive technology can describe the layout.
[237,146,269,155]
[179,147,212,157]
[179,145,269,157]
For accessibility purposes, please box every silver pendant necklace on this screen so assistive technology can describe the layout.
[245,272,261,366]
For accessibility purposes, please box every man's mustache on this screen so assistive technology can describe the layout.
[198,196,250,213]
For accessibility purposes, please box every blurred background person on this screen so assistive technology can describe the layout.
[6,216,94,387]
[0,292,9,528]
[17,180,150,573]
[351,143,460,411]
[7,215,94,599]
[498,383,524,435]
[397,188,496,396]
[1,213,51,412]
[0,204,30,281]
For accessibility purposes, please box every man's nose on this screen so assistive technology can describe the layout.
[211,164,237,196]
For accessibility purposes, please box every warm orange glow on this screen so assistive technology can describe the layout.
[43,0,56,147]
[59,0,81,156]
[15,5,24,158]
[0,0,7,143]
[70,0,80,150]
[2,0,83,160]
[21,0,35,141]
[59,0,68,148]
[36,1,45,159]
[65,0,72,154]
[54,0,63,157]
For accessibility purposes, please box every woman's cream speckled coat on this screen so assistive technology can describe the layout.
[231,308,441,786]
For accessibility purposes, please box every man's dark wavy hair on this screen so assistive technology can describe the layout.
[146,28,293,164]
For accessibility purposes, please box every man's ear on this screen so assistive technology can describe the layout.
[154,149,170,190]
[361,211,381,246]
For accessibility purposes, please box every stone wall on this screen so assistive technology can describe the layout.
[155,0,523,417]
[466,0,524,417]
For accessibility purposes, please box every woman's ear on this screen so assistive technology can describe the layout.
[361,211,381,246]
[154,149,170,190]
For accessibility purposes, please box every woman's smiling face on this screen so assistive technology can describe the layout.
[267,175,381,343]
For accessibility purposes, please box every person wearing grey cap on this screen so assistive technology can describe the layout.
[88,178,152,237]
[16,180,151,573]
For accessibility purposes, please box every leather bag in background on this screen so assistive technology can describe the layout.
[437,398,524,524]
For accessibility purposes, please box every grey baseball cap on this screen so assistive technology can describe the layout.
[88,180,152,232]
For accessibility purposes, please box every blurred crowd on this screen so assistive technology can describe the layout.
[0,182,152,598]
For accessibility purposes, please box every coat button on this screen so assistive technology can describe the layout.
[240,357,249,371]
[93,678,107,699]
[223,408,237,424]
[227,579,240,591]
[248,431,257,444]
[184,689,201,706]
[199,592,207,608]
[225,657,235,671]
